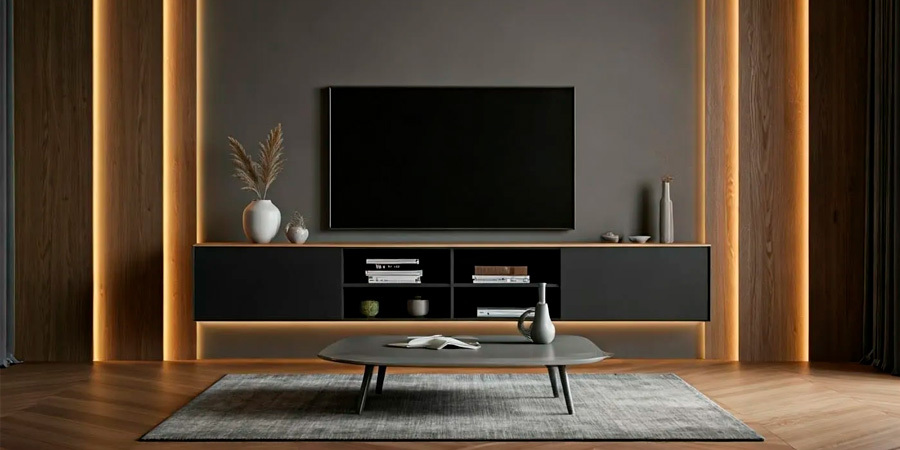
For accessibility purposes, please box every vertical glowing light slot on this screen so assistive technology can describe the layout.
[92,0,106,362]
[728,0,739,361]
[163,0,173,361]
[195,0,205,358]
[697,0,707,359]
[196,0,204,244]
[797,0,809,361]
[697,0,707,245]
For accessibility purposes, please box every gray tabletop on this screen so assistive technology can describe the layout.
[318,335,611,367]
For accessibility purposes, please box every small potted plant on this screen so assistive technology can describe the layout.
[285,211,309,244]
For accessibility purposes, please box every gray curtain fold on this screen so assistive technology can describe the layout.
[862,0,899,376]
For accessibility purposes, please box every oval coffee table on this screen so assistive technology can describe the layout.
[318,334,611,415]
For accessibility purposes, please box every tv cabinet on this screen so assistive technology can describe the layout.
[193,243,709,322]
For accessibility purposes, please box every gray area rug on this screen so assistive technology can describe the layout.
[141,373,762,441]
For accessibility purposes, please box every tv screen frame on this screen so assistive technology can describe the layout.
[327,86,576,230]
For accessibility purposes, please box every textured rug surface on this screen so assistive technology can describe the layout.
[141,373,762,441]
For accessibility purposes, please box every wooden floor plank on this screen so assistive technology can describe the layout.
[2,360,899,449]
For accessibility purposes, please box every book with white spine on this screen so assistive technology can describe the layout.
[368,276,421,284]
[366,258,419,265]
[472,275,530,283]
[364,270,423,276]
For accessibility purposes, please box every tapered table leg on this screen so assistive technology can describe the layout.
[547,366,560,398]
[558,365,574,414]
[376,365,387,394]
[356,365,374,414]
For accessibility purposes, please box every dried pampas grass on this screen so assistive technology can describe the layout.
[228,123,286,199]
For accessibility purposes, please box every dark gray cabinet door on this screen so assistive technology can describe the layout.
[561,247,709,321]
[194,247,342,320]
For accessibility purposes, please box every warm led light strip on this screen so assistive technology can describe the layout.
[196,0,204,245]
[697,0,707,359]
[798,0,809,361]
[728,0,740,361]
[92,0,106,362]
[196,321,705,358]
[162,0,174,361]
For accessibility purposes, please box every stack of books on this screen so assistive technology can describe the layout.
[472,265,530,283]
[365,258,421,283]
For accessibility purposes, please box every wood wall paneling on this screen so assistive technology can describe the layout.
[738,0,807,362]
[95,0,164,361]
[704,0,739,361]
[163,0,197,360]
[808,0,867,362]
[13,0,93,362]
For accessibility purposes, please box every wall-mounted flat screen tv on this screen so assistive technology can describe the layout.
[328,87,575,229]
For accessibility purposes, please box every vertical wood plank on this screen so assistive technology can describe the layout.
[13,0,93,362]
[95,0,164,361]
[163,0,197,360]
[738,0,807,362]
[704,0,739,360]
[808,0,867,362]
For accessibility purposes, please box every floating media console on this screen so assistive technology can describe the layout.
[193,243,710,322]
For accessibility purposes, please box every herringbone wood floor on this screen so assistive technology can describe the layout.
[1,360,898,449]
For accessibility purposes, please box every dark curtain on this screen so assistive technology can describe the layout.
[862,0,900,376]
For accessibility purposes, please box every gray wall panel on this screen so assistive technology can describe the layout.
[200,0,699,243]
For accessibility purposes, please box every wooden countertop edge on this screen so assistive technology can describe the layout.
[194,242,710,248]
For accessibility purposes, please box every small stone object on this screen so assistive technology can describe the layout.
[360,300,379,318]
[601,232,620,243]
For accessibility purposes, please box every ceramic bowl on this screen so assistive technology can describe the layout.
[628,235,651,243]
[600,233,620,243]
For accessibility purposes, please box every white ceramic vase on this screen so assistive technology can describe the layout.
[242,199,281,243]
[407,297,429,317]
[659,181,674,243]
[285,226,309,244]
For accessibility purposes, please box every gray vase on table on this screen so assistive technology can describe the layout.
[517,283,556,344]
[659,180,674,243]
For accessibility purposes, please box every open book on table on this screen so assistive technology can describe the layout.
[386,335,481,350]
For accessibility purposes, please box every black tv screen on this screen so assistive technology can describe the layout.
[328,87,575,229]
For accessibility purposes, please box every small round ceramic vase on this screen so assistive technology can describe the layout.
[285,225,309,244]
[407,296,429,317]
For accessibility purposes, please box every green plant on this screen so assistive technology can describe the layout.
[228,123,286,199]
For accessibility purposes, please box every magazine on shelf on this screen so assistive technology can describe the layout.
[364,270,424,276]
[386,335,481,350]
[365,258,419,265]
[368,276,421,284]
[472,275,531,283]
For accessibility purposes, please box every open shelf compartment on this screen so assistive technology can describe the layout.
[453,284,560,320]
[343,248,451,284]
[342,285,451,320]
[452,248,561,285]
